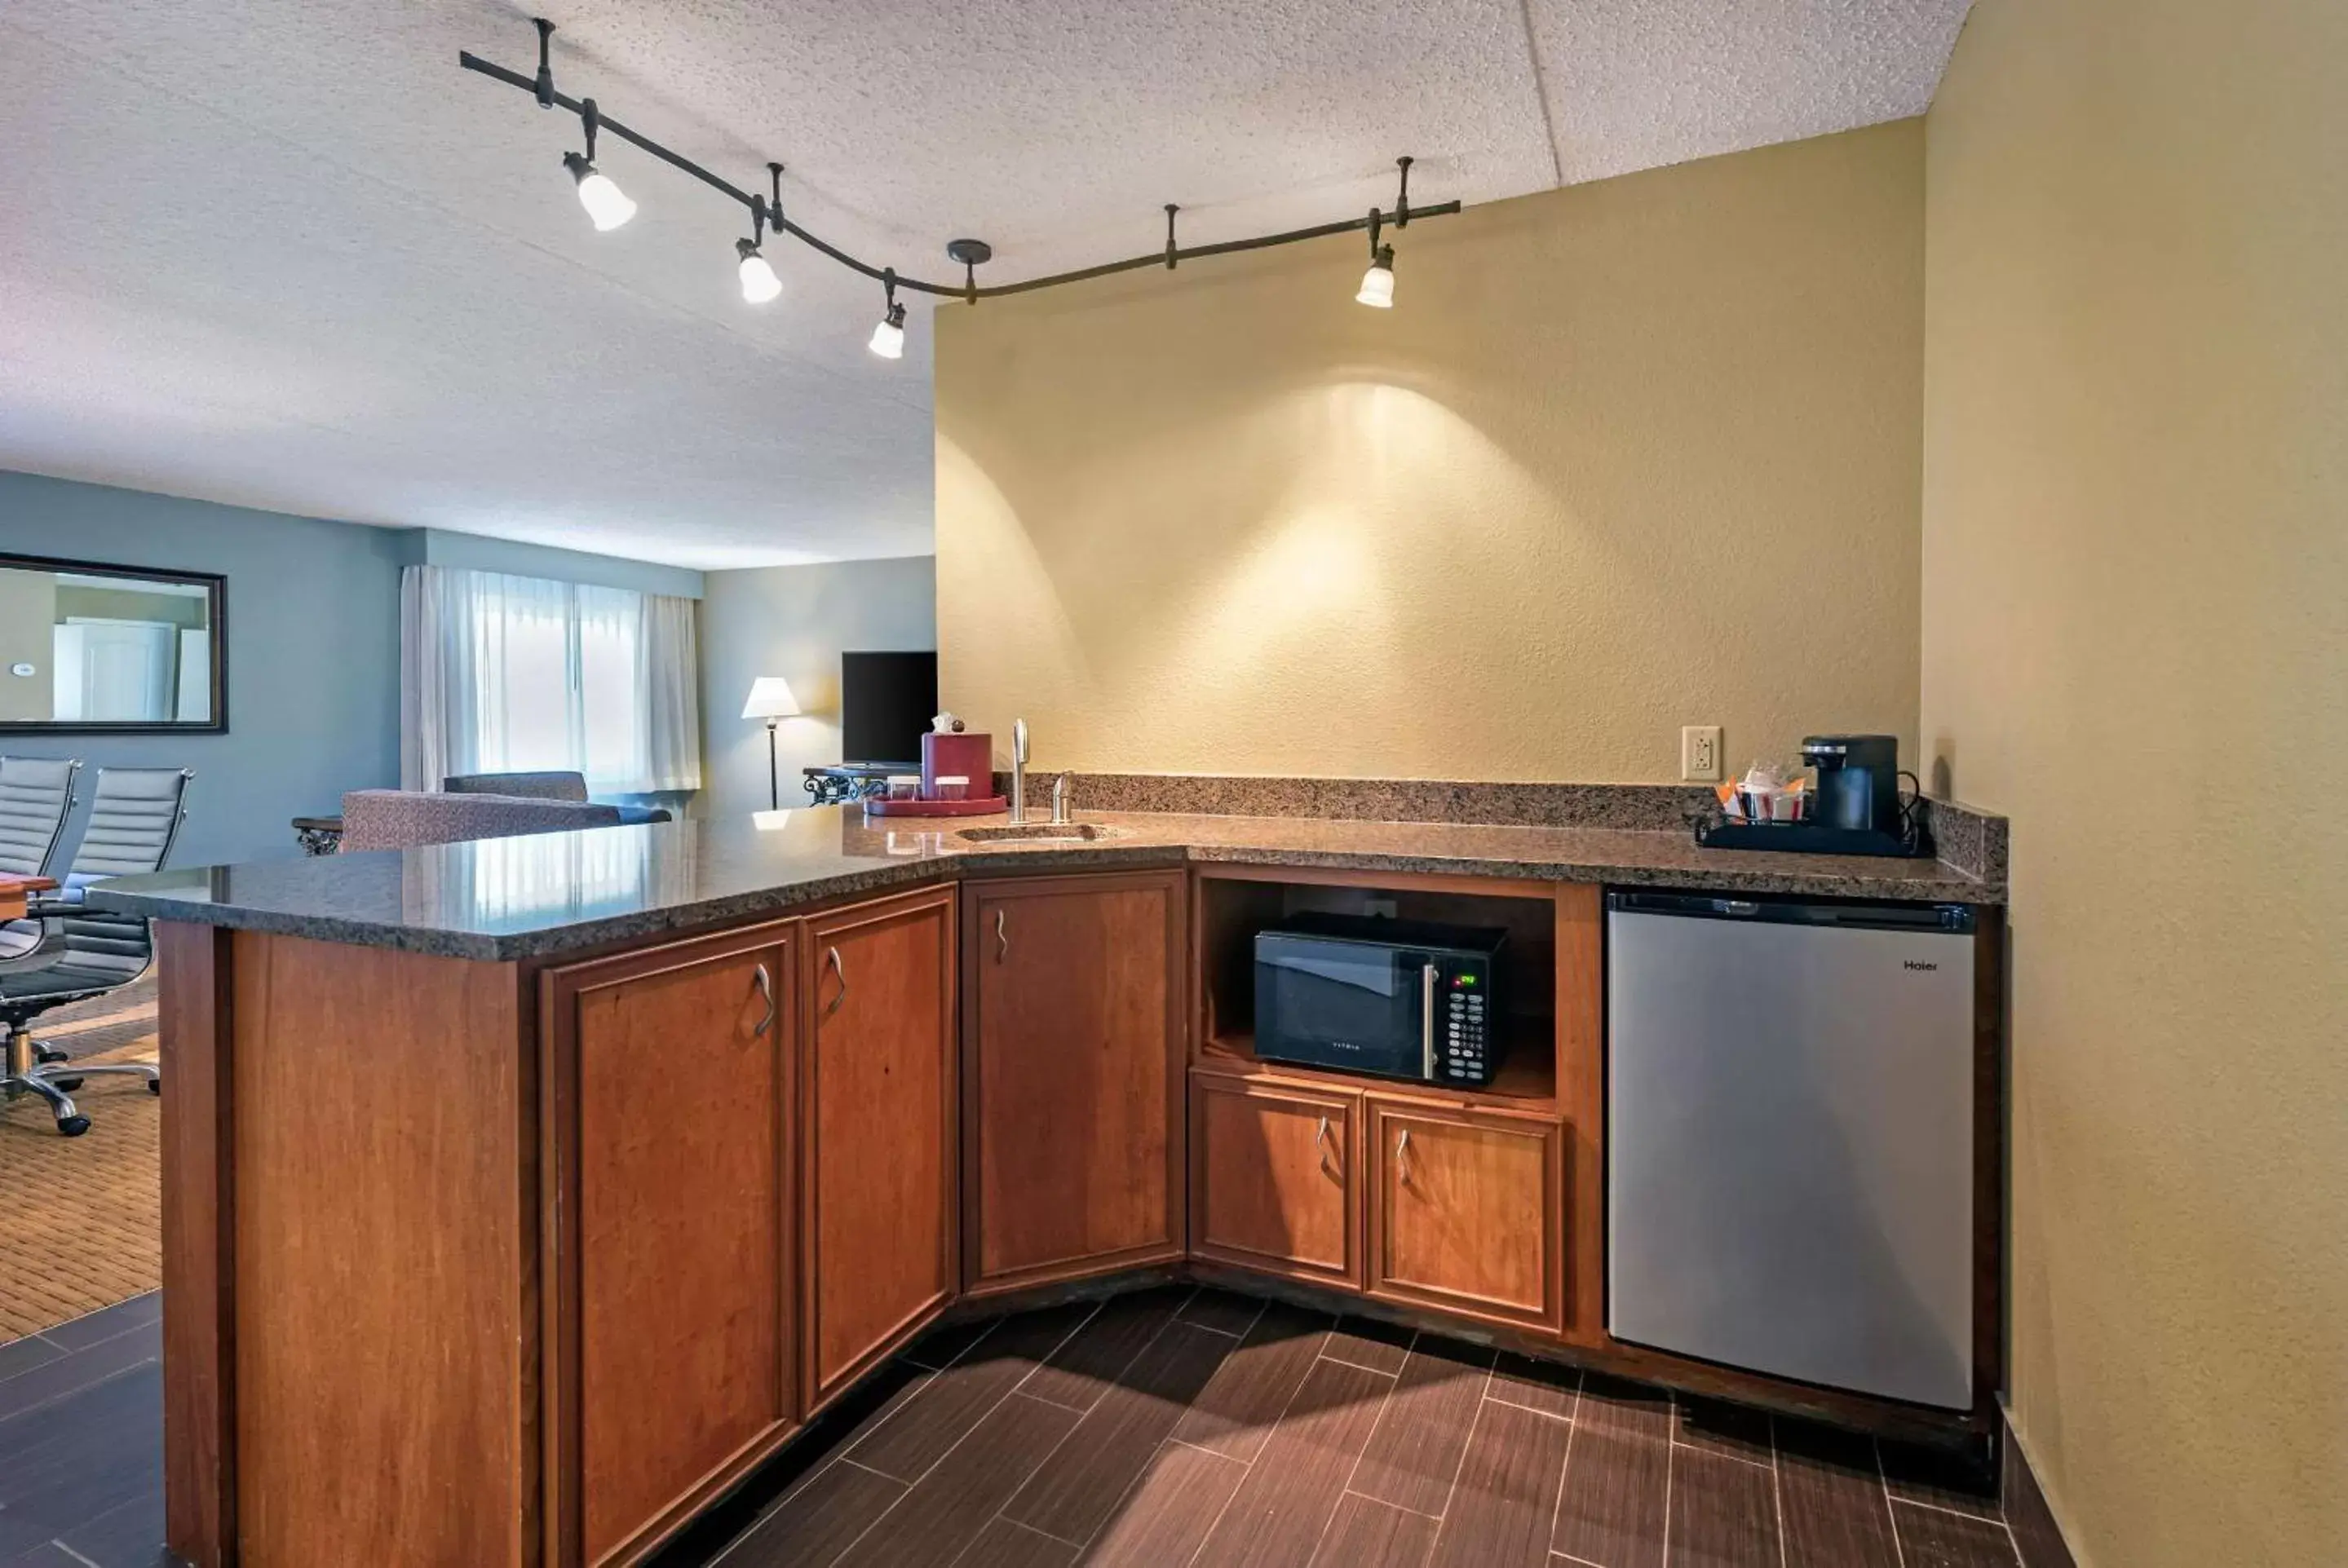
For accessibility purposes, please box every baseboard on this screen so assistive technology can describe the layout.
[2001,1405,2080,1568]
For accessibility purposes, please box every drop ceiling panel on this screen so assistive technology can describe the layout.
[1522,0,1973,183]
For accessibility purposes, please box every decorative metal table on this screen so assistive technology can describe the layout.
[801,764,903,806]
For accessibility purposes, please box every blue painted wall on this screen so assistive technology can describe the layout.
[0,471,405,867]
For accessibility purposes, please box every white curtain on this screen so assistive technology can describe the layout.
[641,592,702,793]
[400,564,702,796]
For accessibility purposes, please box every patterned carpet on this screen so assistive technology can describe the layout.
[0,974,161,1342]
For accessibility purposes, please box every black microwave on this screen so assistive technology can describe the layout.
[1254,916,1508,1088]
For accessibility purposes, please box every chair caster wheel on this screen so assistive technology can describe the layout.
[57,1115,91,1137]
[50,1076,83,1093]
[34,1045,67,1065]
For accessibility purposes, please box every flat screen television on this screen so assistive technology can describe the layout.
[840,651,939,766]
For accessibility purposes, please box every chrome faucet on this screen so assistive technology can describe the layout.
[1010,718,1030,824]
[1051,772,1072,824]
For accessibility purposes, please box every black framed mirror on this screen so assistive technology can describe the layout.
[0,552,227,734]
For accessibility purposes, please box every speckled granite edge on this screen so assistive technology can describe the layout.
[1913,797,2008,883]
[90,824,1996,962]
[1003,774,1724,830]
[85,846,1207,962]
[90,858,970,962]
[1173,844,1994,904]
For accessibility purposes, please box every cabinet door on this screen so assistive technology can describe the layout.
[803,886,957,1409]
[1366,1100,1563,1335]
[964,872,1187,1292]
[546,928,797,1566]
[1190,1074,1359,1288]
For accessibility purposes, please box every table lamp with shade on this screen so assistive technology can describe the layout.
[741,676,803,810]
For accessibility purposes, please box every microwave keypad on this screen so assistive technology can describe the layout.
[1444,980,1489,1082]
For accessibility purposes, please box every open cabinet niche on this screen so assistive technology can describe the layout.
[1192,864,1568,1109]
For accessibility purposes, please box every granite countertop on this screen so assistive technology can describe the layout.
[88,804,2002,962]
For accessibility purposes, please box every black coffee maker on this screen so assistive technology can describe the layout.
[1800,735,1902,833]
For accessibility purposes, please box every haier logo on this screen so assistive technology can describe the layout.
[1903,960,1939,973]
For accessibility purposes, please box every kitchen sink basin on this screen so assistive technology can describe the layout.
[955,821,1118,843]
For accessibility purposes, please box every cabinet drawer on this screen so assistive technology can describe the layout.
[1366,1099,1563,1334]
[1190,1074,1360,1288]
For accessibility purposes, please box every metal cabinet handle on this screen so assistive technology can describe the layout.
[995,908,1009,963]
[1315,1114,1338,1178]
[824,946,847,1018]
[752,963,775,1036]
[1395,1127,1413,1186]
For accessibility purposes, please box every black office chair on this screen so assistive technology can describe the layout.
[0,756,81,886]
[1,767,192,1137]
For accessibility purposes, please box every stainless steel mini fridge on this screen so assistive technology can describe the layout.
[1606,891,1977,1410]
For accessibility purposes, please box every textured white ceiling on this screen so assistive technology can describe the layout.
[0,1,1970,568]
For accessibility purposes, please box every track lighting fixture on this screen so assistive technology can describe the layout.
[466,24,1459,337]
[563,99,635,231]
[869,270,907,359]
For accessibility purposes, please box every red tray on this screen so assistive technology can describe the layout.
[860,795,1009,818]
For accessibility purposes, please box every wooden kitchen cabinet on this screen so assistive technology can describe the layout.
[1190,1073,1360,1288]
[542,925,800,1566]
[1365,1098,1564,1335]
[962,871,1187,1292]
[801,886,958,1410]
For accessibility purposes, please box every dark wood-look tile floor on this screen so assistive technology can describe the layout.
[694,1288,2031,1568]
[0,1283,2045,1568]
[0,1292,168,1568]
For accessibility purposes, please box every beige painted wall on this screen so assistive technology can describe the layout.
[938,121,1924,780]
[0,569,57,722]
[1923,2,2347,1564]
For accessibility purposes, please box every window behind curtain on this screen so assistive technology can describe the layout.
[402,565,700,797]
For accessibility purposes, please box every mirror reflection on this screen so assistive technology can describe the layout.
[0,556,225,730]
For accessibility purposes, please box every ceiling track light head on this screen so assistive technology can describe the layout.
[870,268,909,358]
[531,17,556,107]
[737,236,781,302]
[1358,241,1396,308]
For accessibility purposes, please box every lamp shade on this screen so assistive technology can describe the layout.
[741,676,802,721]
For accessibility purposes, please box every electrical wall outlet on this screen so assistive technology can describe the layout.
[1682,726,1723,783]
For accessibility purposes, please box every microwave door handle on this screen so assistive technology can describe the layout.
[1421,961,1437,1079]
